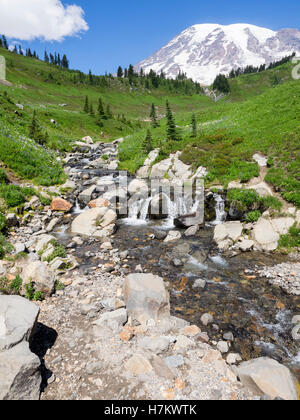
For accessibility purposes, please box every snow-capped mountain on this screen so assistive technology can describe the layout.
[135,23,300,85]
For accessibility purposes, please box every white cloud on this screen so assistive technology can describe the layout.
[0,0,89,41]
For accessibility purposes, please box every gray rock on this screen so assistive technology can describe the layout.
[217,341,229,353]
[14,243,26,254]
[93,309,127,331]
[0,342,41,400]
[192,279,206,289]
[137,337,170,354]
[22,261,56,297]
[123,273,170,323]
[237,357,298,400]
[0,296,39,352]
[292,315,300,325]
[201,313,213,326]
[291,324,300,341]
[164,355,185,368]
[184,225,199,237]
[6,214,18,227]
[223,332,234,342]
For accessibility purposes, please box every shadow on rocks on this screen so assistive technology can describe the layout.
[30,322,58,393]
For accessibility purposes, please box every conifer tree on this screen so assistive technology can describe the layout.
[117,66,123,78]
[2,35,8,50]
[61,54,69,69]
[89,103,94,116]
[29,111,47,145]
[98,98,106,119]
[83,96,89,113]
[191,114,197,138]
[141,129,153,154]
[19,45,23,55]
[150,103,159,128]
[166,101,177,141]
[44,51,49,63]
[106,104,113,119]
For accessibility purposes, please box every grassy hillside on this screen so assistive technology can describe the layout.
[0,47,299,206]
[119,62,300,206]
[0,46,210,185]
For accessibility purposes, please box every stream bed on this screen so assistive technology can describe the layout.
[58,147,300,382]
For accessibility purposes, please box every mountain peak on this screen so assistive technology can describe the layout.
[135,23,300,85]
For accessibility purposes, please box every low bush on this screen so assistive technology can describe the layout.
[278,224,300,250]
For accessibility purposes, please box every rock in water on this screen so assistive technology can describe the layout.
[123,274,170,323]
[237,357,298,400]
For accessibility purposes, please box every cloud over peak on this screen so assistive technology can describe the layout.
[0,0,89,41]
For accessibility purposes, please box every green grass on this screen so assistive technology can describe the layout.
[278,224,300,251]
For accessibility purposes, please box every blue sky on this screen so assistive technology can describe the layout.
[3,0,300,75]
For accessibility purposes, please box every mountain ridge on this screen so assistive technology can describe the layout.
[135,23,300,85]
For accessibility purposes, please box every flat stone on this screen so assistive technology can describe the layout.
[151,355,175,380]
[50,198,72,212]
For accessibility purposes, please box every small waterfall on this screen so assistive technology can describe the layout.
[212,193,227,225]
[72,199,86,215]
[139,197,152,220]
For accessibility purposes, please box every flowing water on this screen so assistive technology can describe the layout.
[57,153,300,381]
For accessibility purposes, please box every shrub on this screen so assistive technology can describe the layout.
[246,210,261,222]
[0,213,6,232]
[0,169,8,184]
[227,189,260,207]
[10,275,22,293]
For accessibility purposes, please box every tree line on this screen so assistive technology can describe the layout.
[228,53,296,79]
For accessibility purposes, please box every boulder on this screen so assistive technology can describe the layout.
[82,136,93,144]
[0,342,41,400]
[214,221,243,243]
[239,239,254,252]
[71,207,107,236]
[150,158,172,179]
[270,217,295,235]
[78,185,97,205]
[128,179,148,196]
[0,296,39,352]
[88,198,109,209]
[164,231,182,243]
[252,219,279,252]
[184,225,199,237]
[123,273,170,323]
[22,261,56,297]
[6,214,18,227]
[35,234,55,253]
[50,198,72,212]
[93,309,128,332]
[237,357,298,400]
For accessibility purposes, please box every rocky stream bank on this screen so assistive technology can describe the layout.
[0,138,299,400]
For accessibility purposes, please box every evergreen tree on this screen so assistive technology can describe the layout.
[141,129,153,154]
[13,46,18,54]
[212,74,230,93]
[83,96,89,113]
[44,50,49,63]
[89,103,94,116]
[2,35,8,50]
[29,111,47,145]
[98,98,106,118]
[61,54,69,69]
[117,66,123,78]
[150,103,159,128]
[106,104,113,119]
[88,70,93,84]
[191,114,197,138]
[165,101,178,141]
[18,45,23,55]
